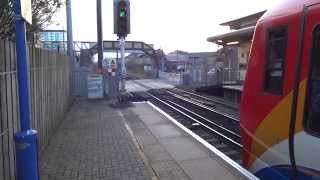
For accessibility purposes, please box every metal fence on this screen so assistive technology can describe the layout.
[72,66,89,97]
[0,39,72,180]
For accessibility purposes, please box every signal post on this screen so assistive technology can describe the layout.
[114,0,130,101]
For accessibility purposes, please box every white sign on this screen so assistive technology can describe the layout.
[21,0,32,24]
[144,65,152,71]
[88,75,104,99]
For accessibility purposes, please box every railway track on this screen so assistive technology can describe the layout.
[173,88,239,108]
[168,88,240,119]
[129,79,239,118]
[129,87,243,164]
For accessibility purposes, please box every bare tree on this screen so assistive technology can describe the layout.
[0,0,63,41]
[0,0,15,39]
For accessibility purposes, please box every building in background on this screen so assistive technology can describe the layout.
[207,11,265,84]
[187,52,217,86]
[125,53,154,77]
[165,50,189,72]
[161,51,217,86]
[39,30,67,52]
[207,11,265,103]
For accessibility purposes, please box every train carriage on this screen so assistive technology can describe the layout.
[240,0,320,179]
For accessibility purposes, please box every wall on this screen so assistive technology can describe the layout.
[217,44,251,84]
[238,43,251,81]
[220,46,239,84]
[0,40,72,180]
[186,54,217,86]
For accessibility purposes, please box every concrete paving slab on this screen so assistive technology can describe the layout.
[180,157,241,180]
[125,102,247,180]
[138,114,168,125]
[132,104,160,116]
[149,124,182,138]
[151,161,191,180]
[124,105,192,180]
[159,136,208,161]
[39,100,154,180]
[131,103,181,130]
[143,144,173,163]
[134,129,159,146]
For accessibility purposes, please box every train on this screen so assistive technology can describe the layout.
[240,0,320,179]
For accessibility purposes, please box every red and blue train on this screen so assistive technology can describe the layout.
[240,0,320,179]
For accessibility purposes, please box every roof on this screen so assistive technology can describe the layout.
[261,0,319,22]
[220,11,266,30]
[207,26,255,45]
[188,52,216,59]
[167,50,189,55]
[188,52,216,56]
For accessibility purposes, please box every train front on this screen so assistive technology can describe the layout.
[240,0,320,179]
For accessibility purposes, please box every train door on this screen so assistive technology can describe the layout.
[290,4,320,179]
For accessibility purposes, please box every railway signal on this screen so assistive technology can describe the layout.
[114,0,130,37]
[114,0,131,98]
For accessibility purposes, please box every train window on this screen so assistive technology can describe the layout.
[304,25,320,136]
[264,27,288,94]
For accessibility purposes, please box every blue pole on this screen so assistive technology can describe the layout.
[15,0,31,132]
[14,0,40,180]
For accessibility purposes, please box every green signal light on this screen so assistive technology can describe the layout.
[119,10,126,17]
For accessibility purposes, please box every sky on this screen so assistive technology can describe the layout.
[49,0,280,54]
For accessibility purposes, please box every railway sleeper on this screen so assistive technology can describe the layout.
[214,143,229,149]
[197,133,213,140]
[192,129,208,136]
[223,150,241,157]
[206,138,220,144]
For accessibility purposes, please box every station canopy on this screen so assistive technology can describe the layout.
[207,11,266,45]
[207,26,255,45]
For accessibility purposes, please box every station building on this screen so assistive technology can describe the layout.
[165,50,190,72]
[186,52,217,86]
[39,30,67,52]
[163,51,217,86]
[207,11,266,103]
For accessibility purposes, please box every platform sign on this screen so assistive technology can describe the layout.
[21,0,32,24]
[88,74,104,99]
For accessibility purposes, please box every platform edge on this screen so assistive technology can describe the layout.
[147,101,259,180]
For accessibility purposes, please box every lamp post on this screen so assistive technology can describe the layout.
[66,0,74,66]
[97,0,104,70]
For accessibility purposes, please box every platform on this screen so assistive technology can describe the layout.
[222,85,243,104]
[39,99,253,180]
[39,100,155,180]
[222,85,243,92]
[126,79,176,92]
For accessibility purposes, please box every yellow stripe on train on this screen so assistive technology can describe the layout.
[248,80,307,168]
